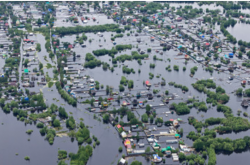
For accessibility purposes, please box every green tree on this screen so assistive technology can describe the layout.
[103,114,109,123]
[53,119,61,127]
[146,104,151,115]
[141,114,148,123]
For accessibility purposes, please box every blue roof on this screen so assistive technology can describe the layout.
[229,53,234,55]
[225,55,229,58]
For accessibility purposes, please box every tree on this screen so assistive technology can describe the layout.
[103,114,109,123]
[141,114,148,123]
[236,88,243,96]
[59,107,68,119]
[146,104,151,115]
[106,85,110,95]
[0,98,5,107]
[179,152,186,161]
[53,119,61,127]
[39,63,43,70]
[145,146,151,153]
[37,18,42,26]
[130,161,142,165]
[58,150,67,160]
[58,161,67,165]
[239,51,243,58]
[66,116,76,130]
[118,146,123,152]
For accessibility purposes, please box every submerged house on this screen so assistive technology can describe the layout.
[132,99,138,106]
[147,93,153,100]
[241,99,249,107]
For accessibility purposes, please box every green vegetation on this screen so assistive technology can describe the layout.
[51,24,120,35]
[58,150,67,160]
[48,82,54,88]
[69,145,93,164]
[171,102,190,115]
[55,82,77,106]
[84,53,101,69]
[190,66,198,75]
[119,146,123,152]
[26,129,33,135]
[66,116,76,130]
[168,82,189,92]
[36,123,44,128]
[36,43,41,52]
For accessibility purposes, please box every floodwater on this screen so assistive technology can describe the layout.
[1,2,250,165]
[227,22,250,42]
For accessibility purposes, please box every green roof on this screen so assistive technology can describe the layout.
[24,69,29,73]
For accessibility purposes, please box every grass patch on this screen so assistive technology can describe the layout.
[46,63,53,69]
[48,82,54,88]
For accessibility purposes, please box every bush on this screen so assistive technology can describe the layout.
[26,129,33,134]
[119,146,123,152]
[53,119,61,127]
[173,65,179,71]
[36,123,44,128]
[58,150,67,160]
[141,114,148,123]
[119,85,125,92]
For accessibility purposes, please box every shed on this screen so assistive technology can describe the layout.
[24,69,29,73]
[229,53,234,58]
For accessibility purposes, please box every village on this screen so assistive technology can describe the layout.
[1,1,250,165]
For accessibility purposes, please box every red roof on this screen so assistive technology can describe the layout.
[117,124,122,129]
[68,45,73,48]
[205,43,210,46]
[145,80,149,85]
[133,19,137,22]
[23,39,30,41]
